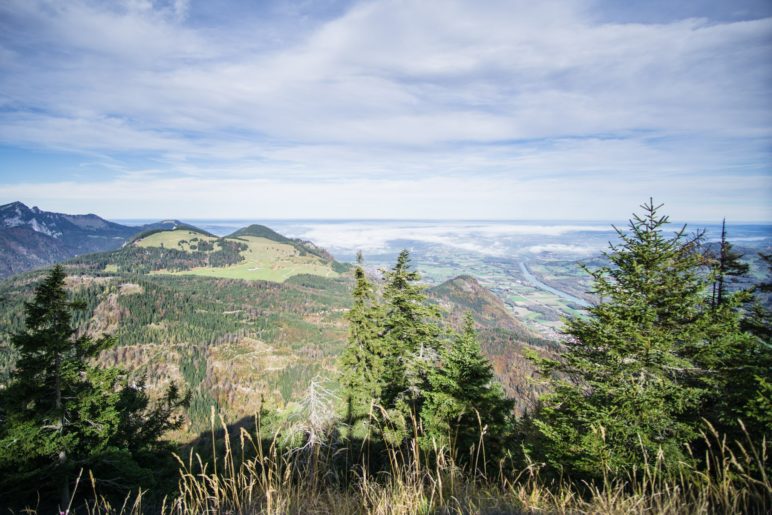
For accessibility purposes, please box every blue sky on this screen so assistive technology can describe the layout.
[0,0,770,221]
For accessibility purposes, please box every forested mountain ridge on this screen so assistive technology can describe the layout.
[228,224,340,262]
[0,201,133,239]
[0,228,547,436]
[69,224,349,280]
[126,223,217,243]
[0,201,193,277]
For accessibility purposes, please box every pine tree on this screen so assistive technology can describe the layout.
[339,252,384,429]
[742,252,772,342]
[694,300,772,442]
[528,200,710,479]
[380,250,442,421]
[710,218,750,308]
[698,250,772,442]
[0,266,187,509]
[422,314,513,466]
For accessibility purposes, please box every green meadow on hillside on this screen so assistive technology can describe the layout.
[134,229,219,251]
[160,236,340,282]
[131,228,341,282]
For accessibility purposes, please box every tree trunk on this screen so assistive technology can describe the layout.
[55,351,70,510]
[59,450,70,510]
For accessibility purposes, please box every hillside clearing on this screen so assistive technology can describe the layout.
[157,236,339,282]
[135,229,218,252]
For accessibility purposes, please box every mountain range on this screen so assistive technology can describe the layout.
[0,201,189,278]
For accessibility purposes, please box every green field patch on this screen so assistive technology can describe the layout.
[159,236,339,283]
[135,229,218,252]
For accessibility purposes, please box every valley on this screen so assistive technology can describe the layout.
[399,248,596,338]
[1,209,769,440]
[0,221,552,439]
[247,219,771,338]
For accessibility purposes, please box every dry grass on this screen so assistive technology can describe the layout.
[51,417,772,515]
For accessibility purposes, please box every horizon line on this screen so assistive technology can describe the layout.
[110,217,772,225]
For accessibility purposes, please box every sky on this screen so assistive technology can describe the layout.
[0,0,770,221]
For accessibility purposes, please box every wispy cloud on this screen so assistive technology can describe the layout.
[0,0,770,219]
[526,243,600,256]
[1,171,767,221]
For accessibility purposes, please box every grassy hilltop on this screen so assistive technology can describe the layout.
[126,225,345,282]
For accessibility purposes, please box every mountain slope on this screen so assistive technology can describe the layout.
[73,225,347,282]
[228,224,294,244]
[0,202,192,278]
[229,224,340,263]
[0,226,68,276]
[0,201,133,239]
[0,222,553,436]
[430,274,535,338]
[430,275,556,411]
[127,222,216,244]
[0,219,352,432]
[0,271,550,434]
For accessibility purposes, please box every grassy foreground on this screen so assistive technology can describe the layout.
[48,415,770,515]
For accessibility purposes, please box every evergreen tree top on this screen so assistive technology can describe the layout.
[22,264,71,336]
[586,199,707,331]
[383,249,423,293]
[381,249,440,334]
[439,314,497,394]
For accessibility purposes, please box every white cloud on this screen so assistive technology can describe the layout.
[525,243,600,255]
[2,170,768,221]
[0,0,769,219]
[3,1,770,145]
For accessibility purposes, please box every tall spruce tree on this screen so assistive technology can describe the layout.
[697,247,771,442]
[380,250,442,429]
[710,219,750,308]
[0,266,187,510]
[339,252,384,429]
[422,314,513,466]
[528,200,710,479]
[741,252,771,342]
[694,299,772,442]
